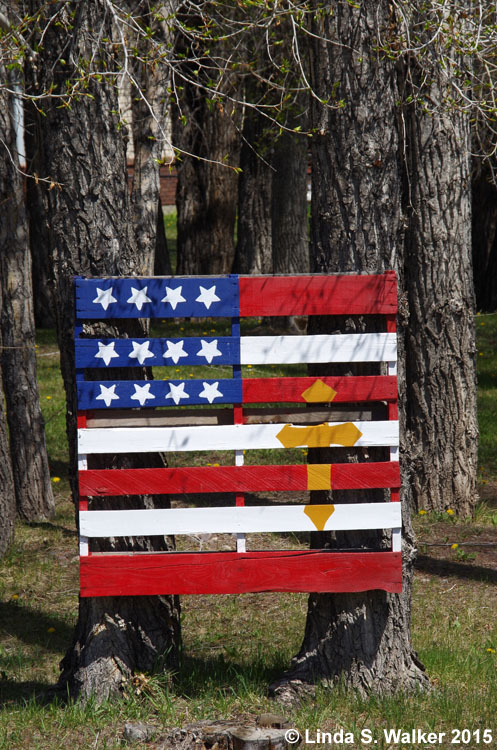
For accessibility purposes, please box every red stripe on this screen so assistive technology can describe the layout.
[79,462,400,496]
[239,273,397,317]
[242,375,397,404]
[80,550,402,596]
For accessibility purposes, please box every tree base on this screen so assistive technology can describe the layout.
[58,595,180,702]
[269,590,430,700]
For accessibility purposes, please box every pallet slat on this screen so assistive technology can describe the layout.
[80,502,402,538]
[79,462,401,496]
[75,332,397,369]
[77,375,398,411]
[80,550,403,596]
[78,420,399,454]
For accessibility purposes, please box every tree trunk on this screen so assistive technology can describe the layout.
[270,0,428,699]
[26,0,181,702]
[271,129,309,276]
[403,47,478,517]
[0,332,15,559]
[172,20,240,275]
[129,2,171,276]
[0,4,55,522]
[234,106,273,274]
[472,160,497,312]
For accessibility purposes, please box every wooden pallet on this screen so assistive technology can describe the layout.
[75,272,402,596]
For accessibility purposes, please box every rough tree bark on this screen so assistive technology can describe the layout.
[234,106,273,275]
[26,0,180,701]
[0,330,15,559]
[0,2,55,522]
[270,0,428,699]
[403,37,478,516]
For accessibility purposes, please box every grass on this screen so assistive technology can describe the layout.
[0,289,496,746]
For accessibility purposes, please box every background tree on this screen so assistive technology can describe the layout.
[0,1,54,523]
[25,0,181,701]
[402,36,478,517]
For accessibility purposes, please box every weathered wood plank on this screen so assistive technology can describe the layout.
[238,273,398,316]
[79,502,402,537]
[78,420,399,454]
[79,461,401,496]
[80,550,403,596]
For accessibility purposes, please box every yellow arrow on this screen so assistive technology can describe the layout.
[276,422,363,448]
[301,379,337,403]
[304,504,335,531]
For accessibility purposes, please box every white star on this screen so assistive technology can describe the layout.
[95,384,119,407]
[130,383,155,406]
[127,285,152,311]
[199,381,223,404]
[196,339,222,364]
[163,339,188,364]
[196,285,220,310]
[161,285,186,310]
[165,382,190,405]
[93,286,117,311]
[95,341,120,366]
[129,340,155,365]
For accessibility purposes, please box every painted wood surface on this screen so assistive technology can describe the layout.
[75,273,398,320]
[75,276,240,318]
[78,374,398,411]
[79,461,401,496]
[79,502,402,538]
[78,420,399,454]
[238,273,398,316]
[80,550,403,596]
[75,272,402,596]
[74,332,397,369]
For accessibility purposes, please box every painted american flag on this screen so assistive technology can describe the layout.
[75,273,402,597]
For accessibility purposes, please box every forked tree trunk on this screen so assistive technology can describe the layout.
[403,46,478,517]
[0,10,55,522]
[234,106,273,274]
[270,0,428,699]
[26,0,180,701]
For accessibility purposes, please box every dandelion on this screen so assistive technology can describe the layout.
[213,463,220,467]
[486,647,496,653]
[418,509,427,515]
[180,327,184,331]
[451,543,459,550]
[47,627,55,634]
[446,509,454,516]
[52,477,61,483]
[247,364,253,369]
[211,328,216,332]
[46,395,52,400]
[11,594,19,601]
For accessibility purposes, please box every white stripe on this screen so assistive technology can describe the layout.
[240,332,397,365]
[80,502,402,538]
[78,420,399,454]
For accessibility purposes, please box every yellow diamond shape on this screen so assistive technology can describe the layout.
[301,379,337,403]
